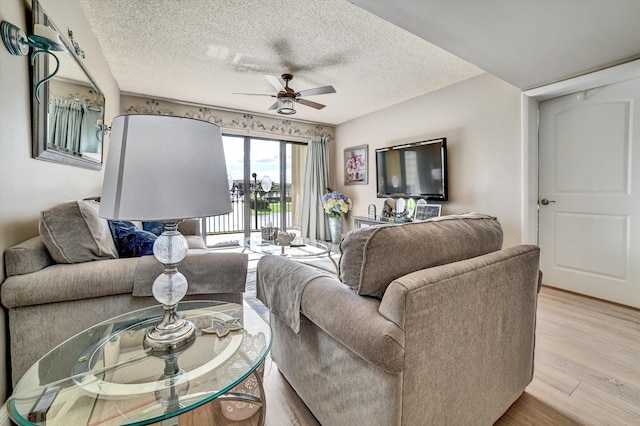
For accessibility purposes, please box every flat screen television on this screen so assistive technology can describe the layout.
[376,138,448,200]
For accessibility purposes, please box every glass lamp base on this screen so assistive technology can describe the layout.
[144,221,195,352]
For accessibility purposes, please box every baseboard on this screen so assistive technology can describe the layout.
[0,405,10,426]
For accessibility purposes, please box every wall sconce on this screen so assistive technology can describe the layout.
[1,21,66,103]
[95,119,111,144]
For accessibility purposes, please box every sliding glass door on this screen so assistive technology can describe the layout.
[204,135,307,244]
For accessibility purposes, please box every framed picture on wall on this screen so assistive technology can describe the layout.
[414,203,442,220]
[344,145,368,185]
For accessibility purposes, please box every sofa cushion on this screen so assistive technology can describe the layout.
[339,213,503,298]
[109,220,157,258]
[39,200,119,264]
[185,235,207,250]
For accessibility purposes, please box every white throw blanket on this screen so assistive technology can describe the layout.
[256,256,329,333]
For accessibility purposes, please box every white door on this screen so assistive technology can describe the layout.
[538,76,640,308]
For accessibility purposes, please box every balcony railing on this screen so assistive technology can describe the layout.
[205,192,293,236]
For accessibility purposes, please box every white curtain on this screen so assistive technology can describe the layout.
[49,97,84,154]
[80,107,103,153]
[300,136,330,240]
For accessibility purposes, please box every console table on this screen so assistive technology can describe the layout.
[6,301,271,426]
[353,215,413,228]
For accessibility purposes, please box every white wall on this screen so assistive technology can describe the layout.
[0,0,119,403]
[335,73,523,248]
[0,1,521,406]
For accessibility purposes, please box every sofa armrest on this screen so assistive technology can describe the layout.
[301,276,406,373]
[379,245,540,330]
[1,257,140,308]
[256,256,405,373]
[380,245,540,421]
[178,218,201,237]
[4,236,55,277]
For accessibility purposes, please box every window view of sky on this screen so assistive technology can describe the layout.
[222,136,292,184]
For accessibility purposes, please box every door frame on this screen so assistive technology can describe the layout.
[217,134,305,239]
[520,58,640,245]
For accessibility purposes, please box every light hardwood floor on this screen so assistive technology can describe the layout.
[186,286,640,425]
[495,286,640,425]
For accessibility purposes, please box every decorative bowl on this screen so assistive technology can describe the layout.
[276,232,296,246]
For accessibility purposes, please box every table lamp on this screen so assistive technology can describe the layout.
[100,114,232,352]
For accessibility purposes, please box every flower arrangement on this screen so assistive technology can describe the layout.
[322,191,352,218]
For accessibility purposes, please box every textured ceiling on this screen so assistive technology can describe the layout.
[353,0,640,90]
[77,0,483,125]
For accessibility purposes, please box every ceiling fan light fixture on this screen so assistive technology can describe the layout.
[277,97,296,115]
[235,73,334,113]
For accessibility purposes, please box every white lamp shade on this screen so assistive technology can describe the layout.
[100,114,232,221]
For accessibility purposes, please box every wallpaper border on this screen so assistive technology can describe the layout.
[121,95,335,142]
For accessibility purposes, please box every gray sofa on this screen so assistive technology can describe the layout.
[257,213,541,426]
[1,200,248,385]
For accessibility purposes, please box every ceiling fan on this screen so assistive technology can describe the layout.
[234,73,336,115]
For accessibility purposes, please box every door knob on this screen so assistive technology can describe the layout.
[540,199,556,205]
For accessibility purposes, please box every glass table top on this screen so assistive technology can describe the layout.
[242,236,331,258]
[7,301,271,426]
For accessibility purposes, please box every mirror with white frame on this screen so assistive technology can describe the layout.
[32,0,106,170]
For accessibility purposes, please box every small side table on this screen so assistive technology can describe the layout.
[6,301,271,425]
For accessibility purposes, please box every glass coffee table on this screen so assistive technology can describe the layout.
[242,236,338,273]
[6,301,271,426]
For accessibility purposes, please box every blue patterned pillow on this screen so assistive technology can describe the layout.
[108,221,157,258]
[142,221,165,236]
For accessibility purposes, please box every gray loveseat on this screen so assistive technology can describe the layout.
[257,213,541,426]
[1,200,248,385]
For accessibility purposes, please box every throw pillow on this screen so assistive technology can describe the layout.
[39,200,119,264]
[142,221,165,236]
[108,221,157,258]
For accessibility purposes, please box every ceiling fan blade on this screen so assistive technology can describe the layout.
[297,98,326,110]
[297,85,336,97]
[264,75,285,92]
[233,92,275,97]
[267,101,279,110]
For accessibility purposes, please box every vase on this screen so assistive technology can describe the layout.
[328,216,342,244]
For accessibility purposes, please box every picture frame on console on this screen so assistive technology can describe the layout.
[344,144,368,185]
[415,203,441,220]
